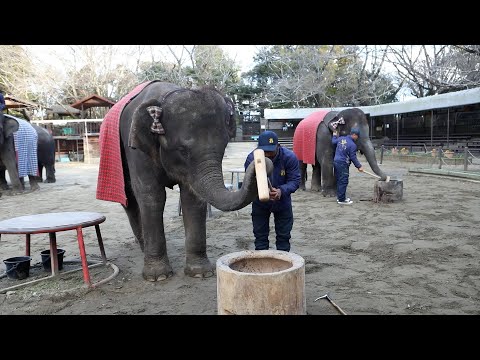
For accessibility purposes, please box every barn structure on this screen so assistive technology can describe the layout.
[32,94,115,163]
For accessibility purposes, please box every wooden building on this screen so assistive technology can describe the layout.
[34,94,116,162]
[262,87,480,149]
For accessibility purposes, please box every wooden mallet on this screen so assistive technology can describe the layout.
[253,149,270,202]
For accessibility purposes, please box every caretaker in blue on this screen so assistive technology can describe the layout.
[244,131,301,252]
[332,128,364,205]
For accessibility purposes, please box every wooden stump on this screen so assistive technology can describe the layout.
[373,179,403,203]
[216,250,306,315]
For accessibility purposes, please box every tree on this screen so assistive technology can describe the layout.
[138,46,240,91]
[241,45,399,109]
[387,45,480,97]
[25,45,140,117]
[0,45,35,98]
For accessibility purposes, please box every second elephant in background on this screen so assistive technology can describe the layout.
[32,124,56,183]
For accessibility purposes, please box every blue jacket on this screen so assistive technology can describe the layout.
[332,135,362,169]
[0,93,5,112]
[244,146,301,211]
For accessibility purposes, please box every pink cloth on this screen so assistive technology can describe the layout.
[96,81,154,206]
[293,110,330,165]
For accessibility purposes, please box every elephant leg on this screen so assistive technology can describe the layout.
[311,159,322,192]
[0,168,8,190]
[299,160,307,191]
[28,175,40,191]
[37,164,44,182]
[0,142,24,193]
[132,180,172,282]
[179,185,214,278]
[320,158,336,197]
[45,165,56,183]
[124,185,144,251]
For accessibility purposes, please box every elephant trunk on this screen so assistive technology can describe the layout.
[359,138,388,180]
[191,159,273,212]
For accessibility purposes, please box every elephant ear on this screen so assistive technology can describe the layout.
[3,117,19,137]
[224,97,236,139]
[326,115,345,132]
[128,98,165,154]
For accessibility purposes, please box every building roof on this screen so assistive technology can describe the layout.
[46,104,81,116]
[70,94,115,110]
[263,87,480,120]
[4,95,38,109]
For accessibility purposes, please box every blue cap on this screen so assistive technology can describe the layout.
[350,128,360,136]
[257,131,278,152]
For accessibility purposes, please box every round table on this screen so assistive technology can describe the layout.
[0,212,107,287]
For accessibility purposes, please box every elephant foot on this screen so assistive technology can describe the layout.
[321,188,337,197]
[299,184,306,191]
[11,187,25,195]
[46,178,56,183]
[142,256,173,282]
[30,184,41,191]
[184,256,215,278]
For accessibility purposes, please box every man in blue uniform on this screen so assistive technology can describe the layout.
[332,128,364,205]
[244,131,301,252]
[0,91,6,144]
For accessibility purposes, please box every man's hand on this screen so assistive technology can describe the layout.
[269,187,282,201]
[358,167,364,172]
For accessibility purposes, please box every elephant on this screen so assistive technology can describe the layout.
[108,81,272,282]
[32,124,56,183]
[293,108,388,196]
[0,114,40,194]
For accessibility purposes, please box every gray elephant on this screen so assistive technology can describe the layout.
[293,108,387,196]
[32,124,56,183]
[98,81,272,282]
[0,114,40,193]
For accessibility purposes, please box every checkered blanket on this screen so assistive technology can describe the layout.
[96,81,155,206]
[13,118,38,177]
[292,110,330,165]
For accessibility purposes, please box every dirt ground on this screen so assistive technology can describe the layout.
[1,142,479,315]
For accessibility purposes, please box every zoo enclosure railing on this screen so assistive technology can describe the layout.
[377,145,480,173]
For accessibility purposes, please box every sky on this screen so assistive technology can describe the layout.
[220,45,260,72]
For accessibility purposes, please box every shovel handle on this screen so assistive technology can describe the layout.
[363,169,380,179]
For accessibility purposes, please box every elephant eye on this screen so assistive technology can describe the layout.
[177,146,189,157]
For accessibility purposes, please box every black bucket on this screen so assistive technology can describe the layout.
[3,256,32,280]
[40,248,66,272]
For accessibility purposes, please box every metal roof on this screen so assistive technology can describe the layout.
[46,104,81,115]
[263,87,480,119]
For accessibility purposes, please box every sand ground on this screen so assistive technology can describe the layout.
[1,142,479,315]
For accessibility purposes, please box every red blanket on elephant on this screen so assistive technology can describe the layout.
[293,110,330,165]
[96,81,155,206]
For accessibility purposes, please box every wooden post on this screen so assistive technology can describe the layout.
[464,146,469,171]
[438,145,443,169]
